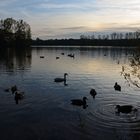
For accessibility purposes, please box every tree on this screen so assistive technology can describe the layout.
[135,31,140,39]
[0,18,31,47]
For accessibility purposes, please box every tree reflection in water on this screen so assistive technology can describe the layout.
[121,49,140,88]
[0,47,32,72]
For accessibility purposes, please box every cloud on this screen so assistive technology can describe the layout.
[38,3,82,9]
[99,26,140,33]
[1,0,140,39]
[60,26,87,30]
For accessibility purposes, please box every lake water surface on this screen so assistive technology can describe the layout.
[0,46,140,140]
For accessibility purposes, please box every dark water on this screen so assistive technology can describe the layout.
[0,46,140,140]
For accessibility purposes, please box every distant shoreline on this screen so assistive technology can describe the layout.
[32,39,140,47]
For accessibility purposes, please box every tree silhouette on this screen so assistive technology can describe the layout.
[0,18,31,47]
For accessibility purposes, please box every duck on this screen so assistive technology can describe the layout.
[56,57,60,59]
[14,91,24,104]
[11,85,17,94]
[71,97,87,106]
[67,54,71,57]
[40,56,44,58]
[115,105,137,114]
[114,82,121,91]
[15,91,24,100]
[54,73,68,82]
[90,89,97,98]
[70,54,75,58]
[68,54,75,58]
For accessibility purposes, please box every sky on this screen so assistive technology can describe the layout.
[1,0,140,39]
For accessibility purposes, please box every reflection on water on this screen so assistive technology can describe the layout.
[0,46,140,140]
[120,48,140,88]
[0,47,31,73]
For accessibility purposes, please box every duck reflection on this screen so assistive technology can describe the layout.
[64,81,68,86]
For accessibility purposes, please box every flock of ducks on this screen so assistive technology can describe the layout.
[4,85,24,104]
[4,52,74,105]
[54,73,137,114]
[5,52,138,115]
[39,52,75,60]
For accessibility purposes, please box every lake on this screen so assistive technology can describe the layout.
[0,46,140,140]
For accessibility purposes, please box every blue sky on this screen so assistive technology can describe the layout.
[1,0,140,39]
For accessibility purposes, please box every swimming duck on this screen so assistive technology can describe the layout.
[15,91,24,104]
[56,57,60,59]
[90,89,97,98]
[70,54,75,58]
[67,54,71,57]
[15,91,24,100]
[68,54,75,58]
[40,56,44,58]
[54,73,68,82]
[71,97,87,106]
[115,105,137,114]
[114,82,121,91]
[11,85,17,94]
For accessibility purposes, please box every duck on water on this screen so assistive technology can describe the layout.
[115,105,137,114]
[114,82,121,91]
[15,91,24,104]
[90,89,97,98]
[11,85,18,94]
[4,85,17,93]
[71,97,88,109]
[54,73,68,82]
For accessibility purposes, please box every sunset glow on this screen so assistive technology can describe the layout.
[1,0,140,39]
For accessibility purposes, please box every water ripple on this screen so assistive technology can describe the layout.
[85,94,140,134]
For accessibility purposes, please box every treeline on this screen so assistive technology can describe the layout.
[0,18,31,47]
[32,31,140,46]
[80,31,140,40]
[32,39,140,46]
